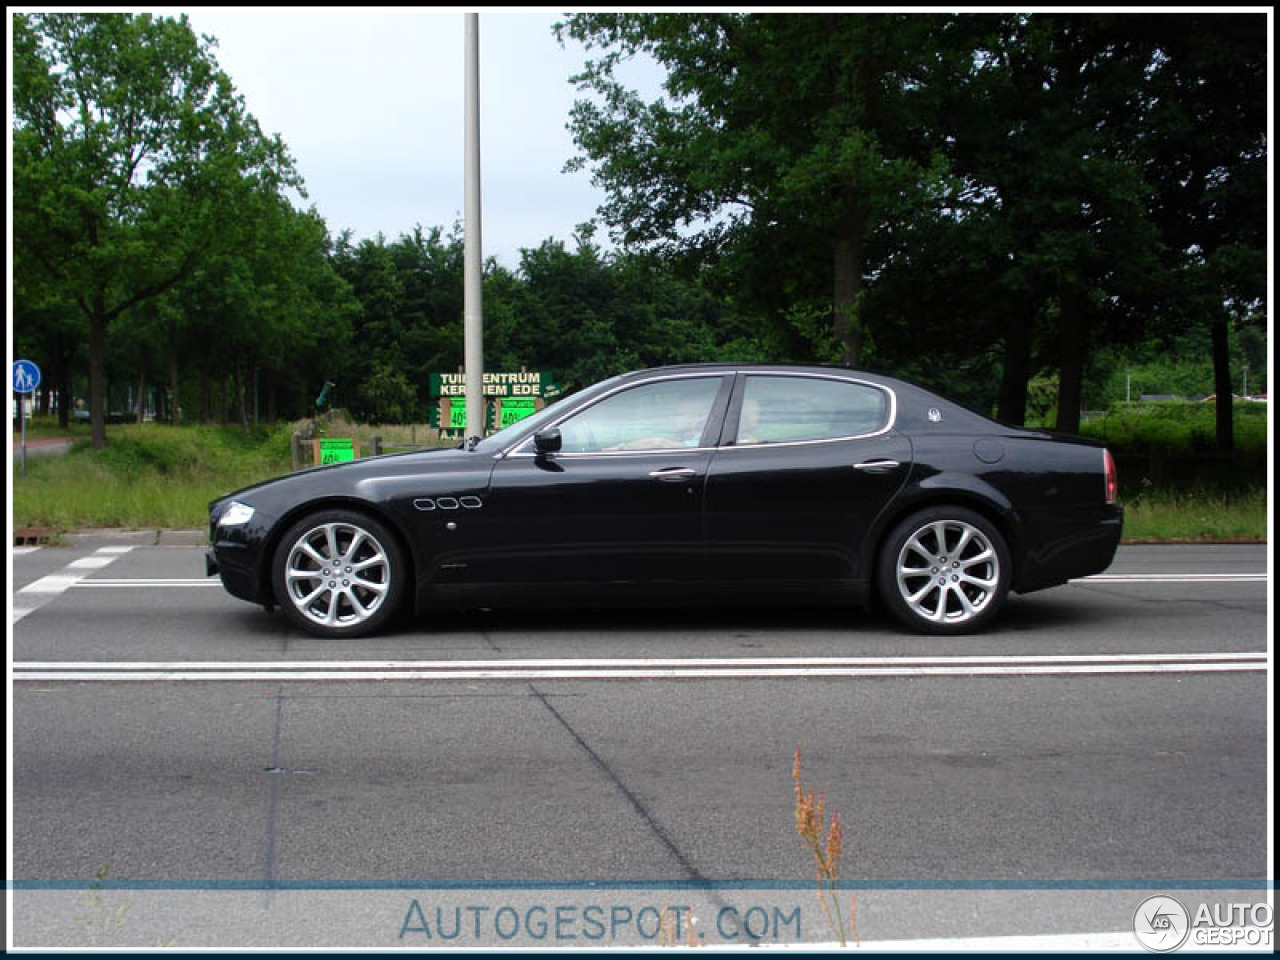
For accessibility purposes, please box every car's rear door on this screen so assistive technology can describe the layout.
[704,372,912,583]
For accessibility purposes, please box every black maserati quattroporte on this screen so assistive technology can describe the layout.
[207,364,1122,637]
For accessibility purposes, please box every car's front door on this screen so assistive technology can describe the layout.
[468,374,732,585]
[704,373,912,583]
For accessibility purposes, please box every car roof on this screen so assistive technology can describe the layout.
[619,362,880,379]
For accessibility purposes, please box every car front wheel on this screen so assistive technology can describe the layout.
[271,509,406,638]
[877,506,1010,635]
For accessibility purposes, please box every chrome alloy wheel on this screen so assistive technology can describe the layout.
[283,521,392,629]
[894,519,1001,626]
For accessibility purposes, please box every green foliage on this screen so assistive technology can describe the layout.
[12,12,301,446]
[1119,486,1266,542]
[67,423,292,479]
[14,424,293,529]
[1082,401,1268,457]
[560,12,1266,446]
[356,362,417,424]
[560,13,972,365]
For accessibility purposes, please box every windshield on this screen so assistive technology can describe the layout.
[469,376,624,456]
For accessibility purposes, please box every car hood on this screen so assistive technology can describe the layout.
[210,445,473,510]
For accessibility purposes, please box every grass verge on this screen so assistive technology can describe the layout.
[12,423,293,531]
[1118,486,1268,542]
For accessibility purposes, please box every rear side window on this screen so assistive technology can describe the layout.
[734,376,889,445]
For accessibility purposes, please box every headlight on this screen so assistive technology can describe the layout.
[218,501,256,527]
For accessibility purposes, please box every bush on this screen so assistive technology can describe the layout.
[1081,400,1268,457]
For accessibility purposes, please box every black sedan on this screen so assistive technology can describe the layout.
[207,364,1122,638]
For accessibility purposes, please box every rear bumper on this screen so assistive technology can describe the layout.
[1015,505,1124,593]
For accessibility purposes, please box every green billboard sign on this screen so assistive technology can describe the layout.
[429,371,557,437]
[498,398,538,428]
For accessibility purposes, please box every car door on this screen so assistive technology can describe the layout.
[472,374,733,585]
[704,372,912,582]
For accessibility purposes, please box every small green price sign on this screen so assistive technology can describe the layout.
[499,398,537,428]
[448,399,468,430]
[317,438,357,464]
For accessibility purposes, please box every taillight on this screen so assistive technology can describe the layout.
[1104,449,1118,504]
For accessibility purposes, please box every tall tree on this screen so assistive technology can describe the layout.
[12,12,298,448]
[1138,14,1267,452]
[558,13,969,367]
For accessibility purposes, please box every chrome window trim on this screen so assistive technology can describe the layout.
[500,369,898,458]
[724,372,897,450]
[502,372,731,459]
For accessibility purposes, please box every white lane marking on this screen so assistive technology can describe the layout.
[72,579,221,588]
[16,652,1269,670]
[1077,573,1267,583]
[66,556,119,570]
[11,547,135,623]
[12,652,1267,682]
[39,572,1268,590]
[18,575,85,595]
[11,666,1269,682]
[12,546,42,556]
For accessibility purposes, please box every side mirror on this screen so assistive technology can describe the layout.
[533,427,562,456]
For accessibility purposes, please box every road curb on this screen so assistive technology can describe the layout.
[58,528,207,548]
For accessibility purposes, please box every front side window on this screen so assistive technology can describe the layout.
[557,377,723,453]
[735,376,889,445]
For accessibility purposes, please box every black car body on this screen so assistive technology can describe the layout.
[207,364,1122,637]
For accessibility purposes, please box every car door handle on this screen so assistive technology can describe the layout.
[853,459,901,473]
[648,467,698,481]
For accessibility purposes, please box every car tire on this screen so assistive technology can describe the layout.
[271,509,406,638]
[877,506,1011,635]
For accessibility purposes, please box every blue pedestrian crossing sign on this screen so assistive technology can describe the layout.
[13,359,41,394]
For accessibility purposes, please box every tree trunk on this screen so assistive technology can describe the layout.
[237,360,249,431]
[1211,315,1234,454]
[89,311,108,450]
[997,313,1032,425]
[198,368,211,423]
[169,313,182,427]
[832,207,865,367]
[266,374,277,423]
[55,357,71,430]
[136,368,147,424]
[1055,291,1086,435]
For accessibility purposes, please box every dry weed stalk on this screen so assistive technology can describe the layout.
[793,746,857,947]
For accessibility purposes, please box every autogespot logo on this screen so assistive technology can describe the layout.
[1133,896,1191,952]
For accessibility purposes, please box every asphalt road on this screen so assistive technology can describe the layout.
[9,541,1271,949]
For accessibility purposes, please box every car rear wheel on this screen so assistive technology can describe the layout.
[272,509,405,638]
[877,506,1010,635]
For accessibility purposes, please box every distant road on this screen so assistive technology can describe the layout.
[12,435,74,456]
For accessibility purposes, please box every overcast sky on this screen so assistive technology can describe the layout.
[141,8,662,268]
